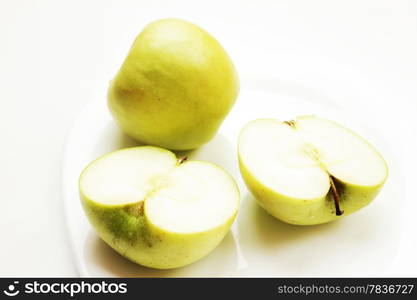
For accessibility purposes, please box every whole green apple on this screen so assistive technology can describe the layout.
[238,116,388,225]
[108,19,239,150]
[79,146,239,269]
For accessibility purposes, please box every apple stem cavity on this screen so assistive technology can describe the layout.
[178,156,188,164]
[329,176,344,216]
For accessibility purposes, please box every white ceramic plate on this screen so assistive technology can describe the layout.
[63,77,403,277]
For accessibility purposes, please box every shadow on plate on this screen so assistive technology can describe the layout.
[238,193,345,248]
[93,122,235,170]
[93,122,141,155]
[175,133,237,175]
[84,229,239,277]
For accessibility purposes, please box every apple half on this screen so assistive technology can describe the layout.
[79,146,239,269]
[238,116,388,225]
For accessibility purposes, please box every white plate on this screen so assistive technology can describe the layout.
[63,81,403,277]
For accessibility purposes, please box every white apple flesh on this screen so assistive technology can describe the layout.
[79,146,240,269]
[238,116,388,225]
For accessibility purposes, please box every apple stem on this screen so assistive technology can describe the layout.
[178,156,188,164]
[329,176,344,216]
[283,120,296,128]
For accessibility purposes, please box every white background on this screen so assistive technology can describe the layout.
[1,0,416,276]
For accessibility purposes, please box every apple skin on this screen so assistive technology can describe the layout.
[239,158,387,225]
[108,18,239,150]
[80,191,237,269]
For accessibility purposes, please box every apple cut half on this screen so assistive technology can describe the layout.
[79,146,239,269]
[238,116,388,225]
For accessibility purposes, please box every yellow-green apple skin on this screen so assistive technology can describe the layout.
[238,116,388,225]
[79,146,239,269]
[108,19,239,150]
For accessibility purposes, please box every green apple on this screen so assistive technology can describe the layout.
[79,146,239,269]
[108,19,239,150]
[238,116,388,225]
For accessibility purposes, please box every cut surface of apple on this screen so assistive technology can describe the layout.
[79,146,239,269]
[238,116,388,225]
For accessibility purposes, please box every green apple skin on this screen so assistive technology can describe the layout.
[80,189,237,269]
[108,18,239,150]
[239,158,387,226]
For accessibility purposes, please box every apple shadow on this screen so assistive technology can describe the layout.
[85,229,239,277]
[237,192,401,276]
[93,122,141,156]
[237,193,345,248]
[94,122,236,175]
[176,133,237,175]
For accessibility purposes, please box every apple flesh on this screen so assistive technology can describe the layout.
[108,18,239,150]
[79,146,239,269]
[238,116,388,225]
